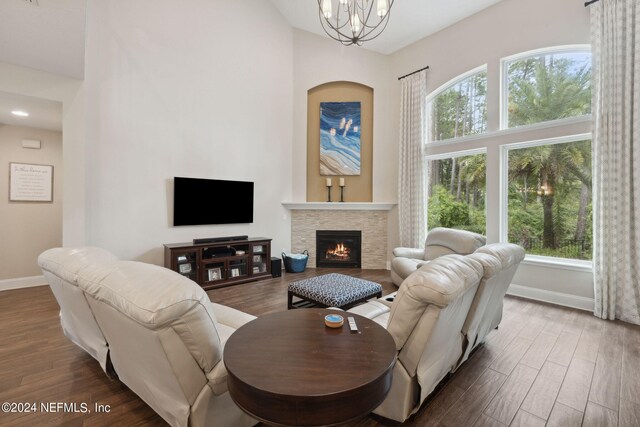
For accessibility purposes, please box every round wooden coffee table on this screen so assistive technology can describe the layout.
[224,308,396,426]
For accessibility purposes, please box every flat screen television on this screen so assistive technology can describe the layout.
[173,177,254,226]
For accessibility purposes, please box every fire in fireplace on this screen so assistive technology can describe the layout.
[316,230,361,268]
[326,243,350,260]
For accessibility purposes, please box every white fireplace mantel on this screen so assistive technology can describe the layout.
[282,202,396,211]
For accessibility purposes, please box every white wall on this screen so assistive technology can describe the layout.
[388,0,593,307]
[83,0,294,263]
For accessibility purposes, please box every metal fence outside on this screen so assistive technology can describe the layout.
[511,237,592,260]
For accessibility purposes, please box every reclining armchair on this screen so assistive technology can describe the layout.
[38,247,118,373]
[349,254,484,422]
[349,242,525,422]
[391,227,486,285]
[458,243,526,367]
[39,247,256,427]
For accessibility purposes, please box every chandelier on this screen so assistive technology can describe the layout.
[317,0,394,46]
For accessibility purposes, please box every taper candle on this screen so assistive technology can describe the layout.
[326,178,332,187]
[339,178,345,187]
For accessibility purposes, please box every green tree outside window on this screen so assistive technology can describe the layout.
[426,50,592,260]
[429,70,487,142]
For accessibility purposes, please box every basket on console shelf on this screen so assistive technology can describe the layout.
[282,250,309,273]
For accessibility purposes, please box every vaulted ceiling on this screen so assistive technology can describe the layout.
[0,0,506,80]
[0,0,504,131]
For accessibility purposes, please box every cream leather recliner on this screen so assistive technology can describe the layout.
[38,248,255,427]
[457,243,526,367]
[391,227,486,285]
[38,247,118,373]
[349,254,484,422]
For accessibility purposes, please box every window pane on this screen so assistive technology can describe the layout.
[506,51,591,127]
[507,140,592,260]
[429,71,487,142]
[427,153,486,234]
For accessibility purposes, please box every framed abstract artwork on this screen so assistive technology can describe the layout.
[319,102,361,175]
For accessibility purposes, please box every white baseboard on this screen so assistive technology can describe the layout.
[0,275,47,292]
[507,283,594,312]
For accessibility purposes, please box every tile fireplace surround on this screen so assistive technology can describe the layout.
[283,203,396,269]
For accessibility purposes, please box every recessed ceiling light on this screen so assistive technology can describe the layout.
[11,110,29,117]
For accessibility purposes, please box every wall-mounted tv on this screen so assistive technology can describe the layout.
[173,177,254,226]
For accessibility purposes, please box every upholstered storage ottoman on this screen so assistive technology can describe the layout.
[287,273,383,310]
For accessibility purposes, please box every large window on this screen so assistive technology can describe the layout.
[428,67,487,142]
[422,46,592,265]
[427,151,486,234]
[504,48,591,128]
[506,137,592,260]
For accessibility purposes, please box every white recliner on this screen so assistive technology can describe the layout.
[391,227,486,285]
[38,247,256,427]
[349,242,525,422]
[38,247,118,373]
[458,243,526,366]
[350,254,484,422]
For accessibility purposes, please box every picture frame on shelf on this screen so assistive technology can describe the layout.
[208,267,222,281]
[253,245,264,253]
[253,255,262,263]
[230,268,240,278]
[179,263,192,274]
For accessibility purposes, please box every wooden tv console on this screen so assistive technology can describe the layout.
[164,237,272,290]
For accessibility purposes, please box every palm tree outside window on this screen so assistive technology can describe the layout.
[502,48,592,260]
[506,138,592,260]
[504,49,591,128]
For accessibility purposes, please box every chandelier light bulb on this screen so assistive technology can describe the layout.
[376,0,388,17]
[351,12,362,33]
[322,0,332,19]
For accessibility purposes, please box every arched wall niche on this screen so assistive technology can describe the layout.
[306,81,373,202]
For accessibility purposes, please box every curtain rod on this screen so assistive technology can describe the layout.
[398,66,429,81]
[585,0,599,6]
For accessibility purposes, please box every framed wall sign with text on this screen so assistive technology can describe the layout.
[9,162,54,202]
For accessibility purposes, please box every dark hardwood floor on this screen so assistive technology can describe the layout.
[1,268,639,426]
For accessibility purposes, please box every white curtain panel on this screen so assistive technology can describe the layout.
[398,70,428,248]
[591,0,640,324]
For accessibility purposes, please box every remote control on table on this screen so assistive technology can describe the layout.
[347,316,358,332]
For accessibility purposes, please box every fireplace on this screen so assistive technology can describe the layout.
[316,230,362,268]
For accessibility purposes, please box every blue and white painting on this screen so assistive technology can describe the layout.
[320,102,361,175]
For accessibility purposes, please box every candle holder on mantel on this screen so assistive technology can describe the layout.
[326,186,332,202]
[339,184,345,202]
